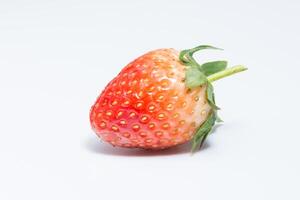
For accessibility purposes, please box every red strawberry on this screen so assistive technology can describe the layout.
[90,45,246,151]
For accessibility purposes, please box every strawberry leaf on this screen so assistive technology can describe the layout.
[216,116,224,123]
[192,111,217,152]
[185,67,207,89]
[201,61,227,76]
[185,45,222,55]
[179,50,191,65]
[206,82,220,110]
[179,45,222,70]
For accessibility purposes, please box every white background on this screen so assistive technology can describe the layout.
[0,0,299,199]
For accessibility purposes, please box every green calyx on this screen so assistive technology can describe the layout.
[179,45,247,152]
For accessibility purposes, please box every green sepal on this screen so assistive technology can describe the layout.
[179,50,190,65]
[216,116,224,123]
[178,45,247,153]
[191,111,217,152]
[185,67,207,89]
[206,82,220,110]
[179,45,222,69]
[179,45,224,153]
[201,61,227,76]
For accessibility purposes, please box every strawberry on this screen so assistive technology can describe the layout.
[90,45,247,152]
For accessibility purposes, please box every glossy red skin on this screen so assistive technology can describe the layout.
[90,49,211,149]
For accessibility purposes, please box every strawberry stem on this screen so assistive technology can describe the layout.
[207,65,247,82]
